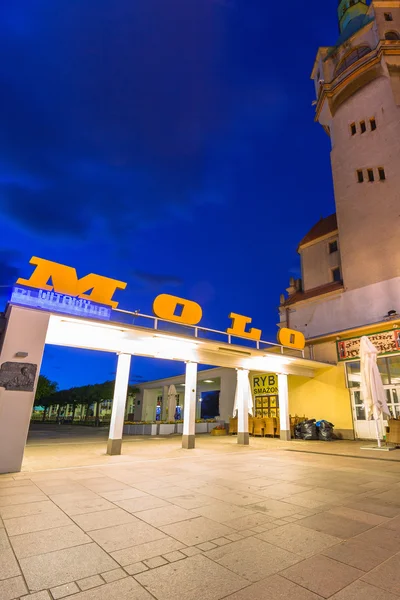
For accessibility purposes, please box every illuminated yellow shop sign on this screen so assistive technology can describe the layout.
[14,257,305,350]
[252,373,278,396]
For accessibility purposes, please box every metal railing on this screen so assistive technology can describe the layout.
[112,308,305,358]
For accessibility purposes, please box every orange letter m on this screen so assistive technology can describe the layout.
[17,257,127,309]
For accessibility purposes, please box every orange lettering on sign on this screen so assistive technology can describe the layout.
[16,257,127,309]
[153,294,202,325]
[226,313,262,341]
[277,328,305,351]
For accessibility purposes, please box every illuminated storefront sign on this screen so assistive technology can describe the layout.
[11,286,111,320]
[252,373,278,396]
[13,257,305,350]
[337,329,400,361]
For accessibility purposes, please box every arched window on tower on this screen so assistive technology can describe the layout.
[335,46,371,77]
[385,31,400,41]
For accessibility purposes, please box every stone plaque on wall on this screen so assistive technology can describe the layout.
[0,362,37,391]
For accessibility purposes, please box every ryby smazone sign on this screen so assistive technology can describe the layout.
[337,329,400,361]
[12,257,305,350]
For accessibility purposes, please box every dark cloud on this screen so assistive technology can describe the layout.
[133,271,183,288]
[0,250,21,300]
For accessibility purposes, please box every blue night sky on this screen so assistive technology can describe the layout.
[1,1,339,389]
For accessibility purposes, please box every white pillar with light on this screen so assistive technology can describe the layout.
[107,353,131,455]
[236,368,251,445]
[278,373,290,441]
[182,362,197,449]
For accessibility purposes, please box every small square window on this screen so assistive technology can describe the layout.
[360,121,366,133]
[350,123,357,135]
[385,13,393,22]
[357,169,364,183]
[370,118,377,131]
[329,240,338,254]
[378,167,386,181]
[367,169,375,182]
[332,267,341,282]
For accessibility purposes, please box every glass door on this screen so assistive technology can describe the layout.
[254,395,280,419]
[255,396,269,418]
[351,387,400,439]
[387,387,400,418]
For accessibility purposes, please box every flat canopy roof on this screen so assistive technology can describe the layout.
[43,311,332,379]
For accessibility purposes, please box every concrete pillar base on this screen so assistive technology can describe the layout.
[182,434,195,449]
[280,430,291,441]
[237,432,249,445]
[107,438,122,455]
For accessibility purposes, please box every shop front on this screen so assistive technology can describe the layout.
[338,329,400,439]
[252,373,279,419]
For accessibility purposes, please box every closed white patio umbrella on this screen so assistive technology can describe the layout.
[167,385,177,421]
[360,336,390,447]
[233,370,254,417]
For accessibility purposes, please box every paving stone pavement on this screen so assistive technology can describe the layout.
[1,434,400,599]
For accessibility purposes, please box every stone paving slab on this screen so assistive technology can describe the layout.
[223,573,323,600]
[321,538,396,572]
[160,516,234,546]
[10,524,91,559]
[136,554,249,600]
[0,575,27,600]
[89,519,165,552]
[4,508,73,537]
[204,536,302,582]
[281,554,364,598]
[110,536,185,566]
[257,523,341,557]
[70,507,136,532]
[20,542,119,591]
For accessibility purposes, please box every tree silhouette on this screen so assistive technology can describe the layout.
[33,379,139,425]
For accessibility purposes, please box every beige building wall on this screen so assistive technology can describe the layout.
[284,276,400,339]
[312,2,400,292]
[300,235,341,291]
[331,73,400,291]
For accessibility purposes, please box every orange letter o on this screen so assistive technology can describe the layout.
[277,328,305,351]
[152,294,202,326]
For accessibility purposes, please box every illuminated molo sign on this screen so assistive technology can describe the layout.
[14,257,305,350]
[152,294,305,350]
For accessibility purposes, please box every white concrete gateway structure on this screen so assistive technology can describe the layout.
[0,299,331,474]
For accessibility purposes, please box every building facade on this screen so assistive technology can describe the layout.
[279,0,400,439]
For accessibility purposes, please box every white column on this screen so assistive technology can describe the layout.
[237,369,250,445]
[107,353,131,455]
[278,373,291,441]
[182,362,197,449]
